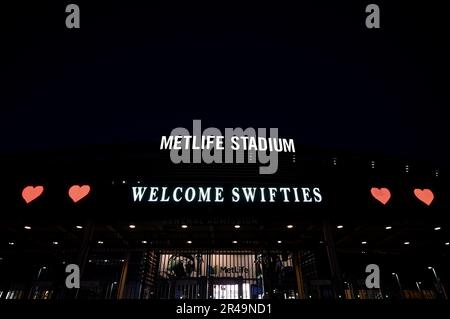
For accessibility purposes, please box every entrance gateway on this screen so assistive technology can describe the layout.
[153,250,297,299]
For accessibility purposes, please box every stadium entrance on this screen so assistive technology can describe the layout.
[153,250,297,299]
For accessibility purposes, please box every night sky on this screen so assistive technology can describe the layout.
[2,1,449,166]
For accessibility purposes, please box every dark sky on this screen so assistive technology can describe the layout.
[2,1,449,166]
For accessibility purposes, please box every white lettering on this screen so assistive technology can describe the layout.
[231,187,240,202]
[185,187,195,202]
[148,187,159,202]
[173,136,183,150]
[313,187,322,203]
[302,187,312,203]
[160,187,170,202]
[173,187,183,202]
[215,187,224,202]
[242,187,257,202]
[268,188,277,202]
[160,136,173,149]
[198,187,212,202]
[132,187,147,202]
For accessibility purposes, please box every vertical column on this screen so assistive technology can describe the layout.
[262,251,272,299]
[77,220,95,276]
[74,219,95,299]
[293,251,306,299]
[323,219,344,298]
[206,252,212,299]
[117,253,130,299]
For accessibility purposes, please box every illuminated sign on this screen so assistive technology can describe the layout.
[18,184,436,207]
[22,185,44,204]
[370,187,391,205]
[68,185,91,203]
[217,266,249,274]
[131,186,322,204]
[414,188,434,206]
[161,253,256,278]
[161,120,295,175]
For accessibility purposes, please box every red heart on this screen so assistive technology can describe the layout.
[22,186,44,204]
[69,185,91,203]
[370,187,391,205]
[414,188,434,206]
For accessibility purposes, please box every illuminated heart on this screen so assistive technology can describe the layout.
[22,186,44,204]
[370,187,391,205]
[69,185,91,203]
[414,188,434,206]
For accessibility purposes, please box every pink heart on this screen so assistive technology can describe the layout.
[22,186,44,204]
[69,185,91,203]
[370,187,391,205]
[414,189,434,206]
